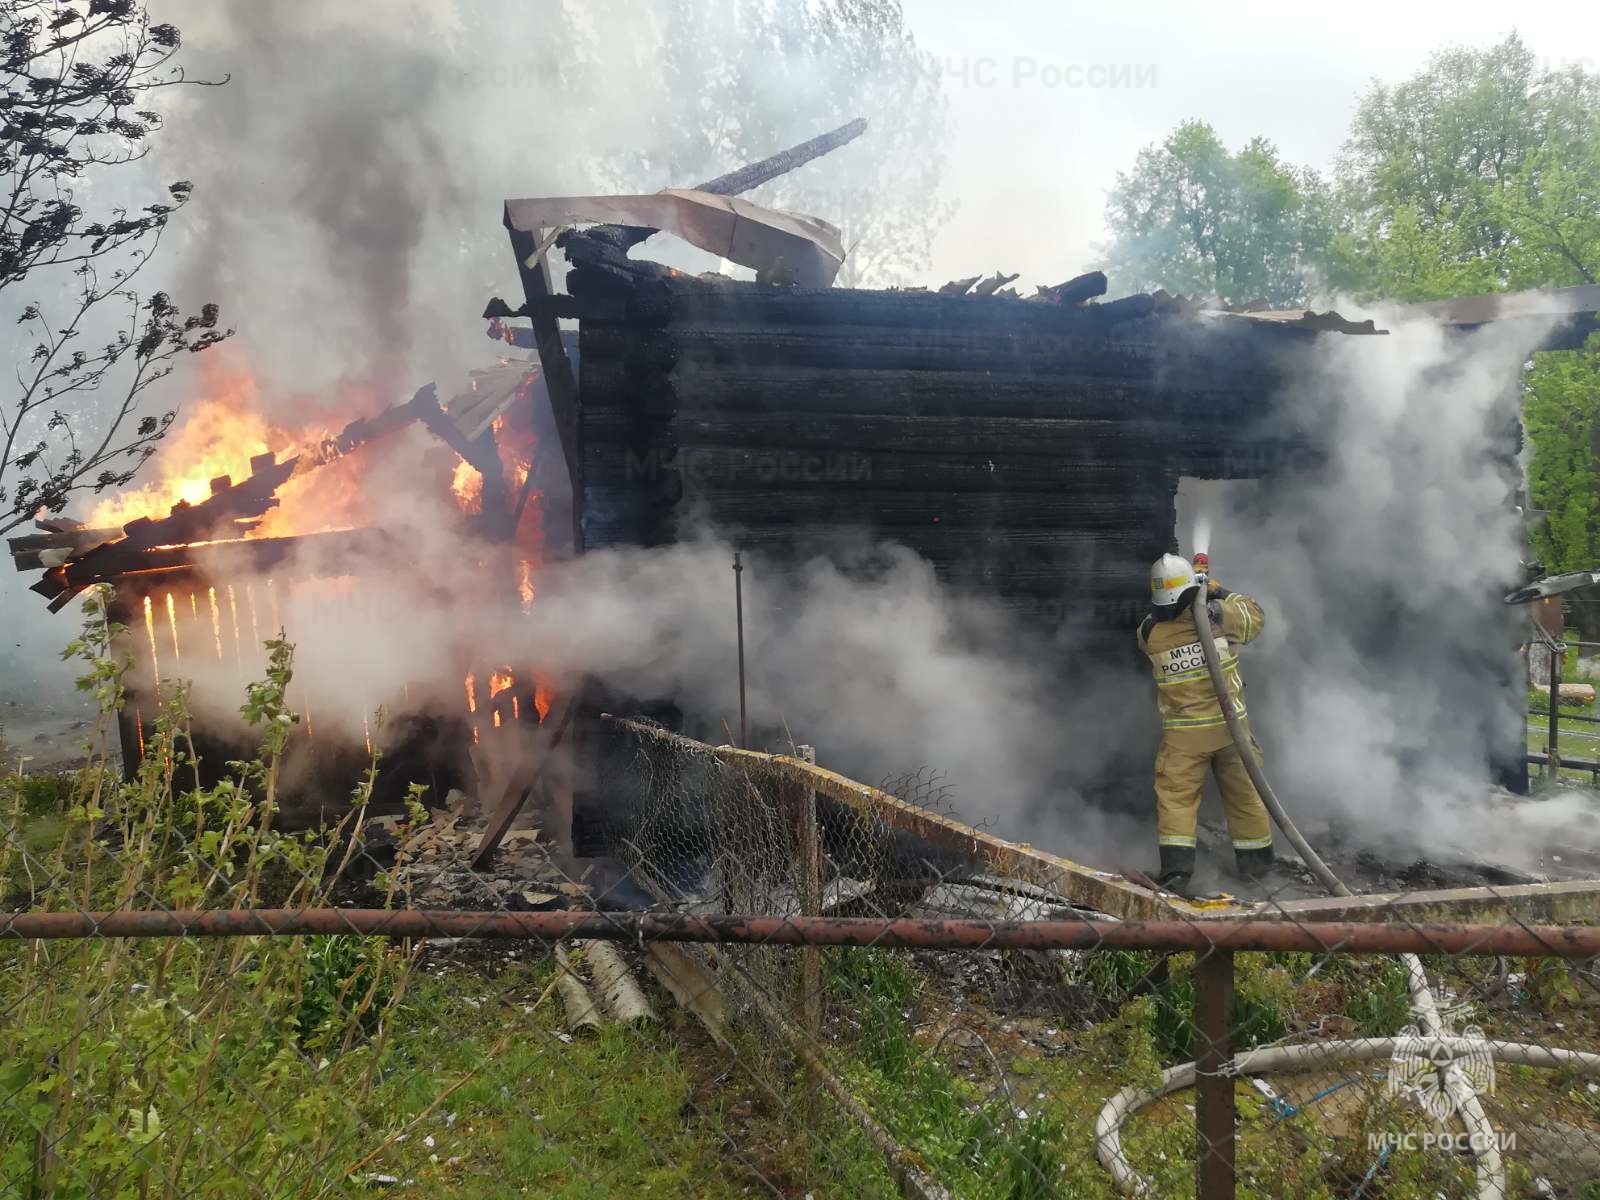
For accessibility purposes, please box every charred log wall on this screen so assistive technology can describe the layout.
[565,230,1316,651]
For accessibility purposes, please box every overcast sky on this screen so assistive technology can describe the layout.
[902,0,1599,286]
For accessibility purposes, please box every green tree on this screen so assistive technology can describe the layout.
[1335,32,1600,298]
[1524,335,1600,576]
[1098,121,1334,305]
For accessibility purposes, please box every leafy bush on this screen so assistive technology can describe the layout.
[1345,959,1413,1035]
[7,770,77,816]
[0,588,412,1198]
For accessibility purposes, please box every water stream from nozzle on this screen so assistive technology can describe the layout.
[1191,512,1212,561]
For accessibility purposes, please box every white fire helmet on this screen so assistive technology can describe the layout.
[1149,553,1197,607]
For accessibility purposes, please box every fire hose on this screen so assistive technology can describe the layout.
[1094,562,1600,1198]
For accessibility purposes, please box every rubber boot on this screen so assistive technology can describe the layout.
[1234,845,1275,881]
[1157,845,1197,897]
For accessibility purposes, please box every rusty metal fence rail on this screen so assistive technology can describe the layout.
[7,703,1600,1199]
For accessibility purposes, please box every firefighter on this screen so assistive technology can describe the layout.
[1137,553,1274,894]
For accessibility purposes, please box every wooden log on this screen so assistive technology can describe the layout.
[1559,683,1596,706]
[579,939,654,1026]
[584,443,1155,494]
[553,946,604,1035]
[651,484,1174,529]
[582,418,1309,488]
[585,322,1173,378]
[581,359,1288,428]
[656,279,1169,335]
[644,943,731,1049]
[585,410,1148,457]
[1041,271,1108,306]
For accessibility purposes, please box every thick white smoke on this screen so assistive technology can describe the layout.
[1185,312,1558,868]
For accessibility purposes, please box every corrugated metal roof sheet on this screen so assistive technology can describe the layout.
[1398,285,1600,326]
[1215,308,1386,335]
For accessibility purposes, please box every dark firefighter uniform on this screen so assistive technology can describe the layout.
[1136,587,1274,882]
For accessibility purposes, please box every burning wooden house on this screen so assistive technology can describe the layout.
[11,114,1600,859]
[8,360,561,828]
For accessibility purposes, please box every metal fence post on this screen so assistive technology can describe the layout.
[793,747,823,1044]
[1195,949,1236,1200]
[1549,643,1563,780]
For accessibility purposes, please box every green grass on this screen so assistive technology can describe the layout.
[1,810,65,905]
[361,965,759,1199]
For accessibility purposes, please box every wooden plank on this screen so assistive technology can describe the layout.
[471,697,576,870]
[693,117,868,197]
[1218,879,1600,925]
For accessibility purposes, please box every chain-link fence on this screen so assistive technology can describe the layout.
[7,644,1600,1198]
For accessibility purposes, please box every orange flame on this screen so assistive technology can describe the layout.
[207,587,223,659]
[489,669,514,698]
[143,595,160,687]
[89,358,275,529]
[464,673,477,714]
[517,558,536,611]
[451,460,482,514]
[534,682,553,723]
[165,592,181,660]
[83,352,376,539]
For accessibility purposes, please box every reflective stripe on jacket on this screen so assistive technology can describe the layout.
[1136,591,1265,745]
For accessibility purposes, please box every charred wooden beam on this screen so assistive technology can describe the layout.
[1040,271,1108,306]
[693,117,867,197]
[10,524,123,568]
[39,527,394,611]
[302,388,433,467]
[481,294,589,322]
[472,695,576,870]
[118,454,298,552]
[504,218,582,553]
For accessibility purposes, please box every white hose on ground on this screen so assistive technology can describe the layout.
[1092,582,1528,1197]
[1094,1038,1600,1197]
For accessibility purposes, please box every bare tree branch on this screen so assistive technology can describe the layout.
[0,0,232,535]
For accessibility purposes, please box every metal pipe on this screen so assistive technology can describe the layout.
[5,909,1600,957]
